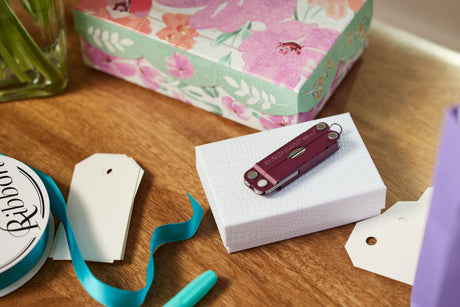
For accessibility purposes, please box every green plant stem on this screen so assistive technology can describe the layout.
[0,38,30,82]
[0,0,63,86]
[19,0,53,41]
[0,24,35,71]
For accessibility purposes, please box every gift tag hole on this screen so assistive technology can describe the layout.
[366,236,377,246]
[106,168,113,175]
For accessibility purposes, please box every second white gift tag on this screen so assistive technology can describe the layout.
[50,154,144,262]
[345,188,433,285]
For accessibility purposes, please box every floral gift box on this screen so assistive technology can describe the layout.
[74,0,372,130]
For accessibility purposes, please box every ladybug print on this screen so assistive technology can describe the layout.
[112,0,152,17]
[112,0,129,12]
[277,41,302,55]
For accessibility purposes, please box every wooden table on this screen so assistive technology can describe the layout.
[2,2,460,306]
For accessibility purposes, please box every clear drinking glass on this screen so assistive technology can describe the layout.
[0,0,67,102]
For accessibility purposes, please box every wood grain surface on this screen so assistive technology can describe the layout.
[1,2,460,306]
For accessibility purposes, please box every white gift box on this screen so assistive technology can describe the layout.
[196,113,386,253]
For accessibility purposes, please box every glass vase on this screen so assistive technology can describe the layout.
[0,0,67,102]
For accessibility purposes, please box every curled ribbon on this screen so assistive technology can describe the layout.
[0,155,204,306]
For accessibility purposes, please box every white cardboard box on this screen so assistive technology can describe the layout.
[196,113,386,253]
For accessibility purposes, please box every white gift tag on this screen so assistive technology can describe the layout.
[50,154,143,262]
[345,188,433,285]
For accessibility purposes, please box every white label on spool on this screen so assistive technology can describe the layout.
[0,156,50,273]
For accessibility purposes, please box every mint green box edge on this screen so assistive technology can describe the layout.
[73,2,372,117]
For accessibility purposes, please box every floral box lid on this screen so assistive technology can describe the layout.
[74,0,372,126]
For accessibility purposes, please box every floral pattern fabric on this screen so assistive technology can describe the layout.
[81,38,351,131]
[76,0,369,130]
[155,14,198,50]
[238,20,340,90]
[165,52,194,79]
[308,0,364,20]
[156,0,296,33]
[77,0,152,34]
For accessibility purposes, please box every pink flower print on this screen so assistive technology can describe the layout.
[173,92,193,105]
[260,115,295,130]
[129,0,152,17]
[298,94,328,123]
[82,40,137,77]
[238,20,340,90]
[297,109,317,123]
[108,0,151,17]
[155,0,296,33]
[221,96,250,120]
[136,58,163,90]
[76,0,152,34]
[165,52,194,79]
[308,0,364,20]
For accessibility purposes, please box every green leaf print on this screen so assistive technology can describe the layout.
[219,52,232,66]
[203,102,223,116]
[202,86,219,98]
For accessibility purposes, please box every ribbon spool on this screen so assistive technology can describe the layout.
[0,155,54,296]
[0,154,205,306]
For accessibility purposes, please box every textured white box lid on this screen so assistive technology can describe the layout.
[196,113,386,253]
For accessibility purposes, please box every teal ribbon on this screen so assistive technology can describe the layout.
[0,154,204,306]
[0,226,49,289]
